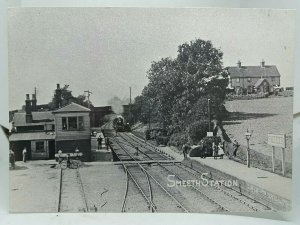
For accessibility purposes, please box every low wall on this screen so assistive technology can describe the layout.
[91,150,112,161]
[182,159,291,211]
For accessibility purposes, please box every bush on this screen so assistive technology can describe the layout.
[188,120,210,144]
[156,136,170,146]
[168,132,189,148]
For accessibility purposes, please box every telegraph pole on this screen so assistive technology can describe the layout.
[129,87,132,105]
[208,99,211,132]
[129,87,132,124]
[84,90,92,109]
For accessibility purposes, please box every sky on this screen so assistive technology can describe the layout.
[8,7,295,110]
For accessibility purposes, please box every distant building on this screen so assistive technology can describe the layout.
[9,94,56,161]
[90,106,113,127]
[9,93,92,161]
[227,60,281,94]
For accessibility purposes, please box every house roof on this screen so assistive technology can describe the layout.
[53,102,91,113]
[32,111,54,121]
[91,106,112,112]
[9,132,55,141]
[13,112,54,127]
[228,65,281,78]
[254,78,270,88]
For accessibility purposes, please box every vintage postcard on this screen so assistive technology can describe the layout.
[8,7,295,213]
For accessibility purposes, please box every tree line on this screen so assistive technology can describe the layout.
[131,38,229,144]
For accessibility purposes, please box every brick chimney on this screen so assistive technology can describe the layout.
[25,94,32,123]
[55,83,62,109]
[31,94,37,111]
[237,60,242,68]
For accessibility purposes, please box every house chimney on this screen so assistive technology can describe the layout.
[55,83,62,109]
[31,94,37,111]
[237,60,241,68]
[260,59,265,68]
[25,94,32,123]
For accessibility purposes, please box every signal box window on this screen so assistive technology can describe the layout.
[68,117,78,130]
[62,117,67,130]
[78,116,84,130]
[62,116,84,131]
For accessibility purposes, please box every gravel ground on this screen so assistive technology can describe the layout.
[79,163,127,212]
[10,160,60,213]
[60,169,88,212]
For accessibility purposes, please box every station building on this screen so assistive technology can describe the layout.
[9,93,92,161]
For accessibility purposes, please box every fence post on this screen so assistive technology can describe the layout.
[281,148,285,176]
[272,146,275,173]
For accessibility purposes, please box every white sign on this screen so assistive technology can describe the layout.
[267,134,286,148]
[207,132,213,137]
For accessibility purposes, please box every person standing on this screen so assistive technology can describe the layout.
[57,149,63,163]
[22,147,27,162]
[97,135,102,149]
[182,143,189,159]
[212,142,218,159]
[233,140,240,157]
[9,149,15,169]
[105,137,110,150]
[218,142,225,159]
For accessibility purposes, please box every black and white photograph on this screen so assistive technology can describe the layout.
[7,7,295,214]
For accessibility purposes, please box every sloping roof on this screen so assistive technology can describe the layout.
[53,102,91,113]
[32,111,54,121]
[91,106,112,112]
[13,113,26,126]
[13,112,54,126]
[254,78,270,88]
[9,132,55,141]
[228,65,281,78]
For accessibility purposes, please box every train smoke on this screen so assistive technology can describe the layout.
[107,96,129,114]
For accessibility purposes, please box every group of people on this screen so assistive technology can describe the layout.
[9,147,27,169]
[181,139,240,160]
[97,132,110,150]
[212,142,225,159]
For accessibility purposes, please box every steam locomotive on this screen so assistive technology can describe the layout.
[113,115,131,132]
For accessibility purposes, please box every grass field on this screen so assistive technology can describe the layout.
[223,97,293,171]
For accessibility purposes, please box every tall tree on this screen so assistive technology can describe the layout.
[48,85,92,110]
[134,38,229,134]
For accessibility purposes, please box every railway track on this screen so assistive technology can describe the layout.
[111,135,189,212]
[118,132,272,212]
[58,168,89,212]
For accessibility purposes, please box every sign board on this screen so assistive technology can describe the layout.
[207,132,213,137]
[267,134,286,148]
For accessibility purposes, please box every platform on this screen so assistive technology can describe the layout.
[138,139,292,211]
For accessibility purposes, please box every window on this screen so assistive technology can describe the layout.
[78,116,84,130]
[236,78,240,83]
[45,124,55,131]
[62,117,67,130]
[61,116,84,131]
[68,117,78,130]
[36,141,45,153]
